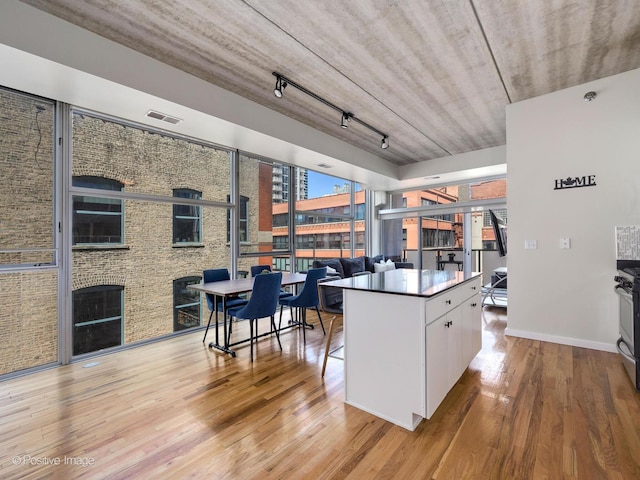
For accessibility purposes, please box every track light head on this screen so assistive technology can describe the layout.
[341,112,351,129]
[274,76,287,98]
[381,136,389,149]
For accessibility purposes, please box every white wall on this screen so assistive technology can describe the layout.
[507,68,640,351]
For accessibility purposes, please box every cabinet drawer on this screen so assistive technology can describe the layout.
[426,287,463,323]
[462,276,482,300]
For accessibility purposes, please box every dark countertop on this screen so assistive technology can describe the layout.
[324,269,481,298]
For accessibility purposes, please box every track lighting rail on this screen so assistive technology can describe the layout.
[272,72,389,149]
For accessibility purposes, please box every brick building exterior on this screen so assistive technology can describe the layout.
[0,89,58,375]
[71,113,259,346]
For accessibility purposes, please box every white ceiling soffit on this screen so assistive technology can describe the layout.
[7,0,640,186]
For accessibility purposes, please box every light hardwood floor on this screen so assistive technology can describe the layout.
[1,308,639,479]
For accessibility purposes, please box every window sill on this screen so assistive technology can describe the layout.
[172,243,205,248]
[73,244,130,251]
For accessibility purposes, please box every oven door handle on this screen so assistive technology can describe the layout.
[616,337,635,362]
[614,285,633,298]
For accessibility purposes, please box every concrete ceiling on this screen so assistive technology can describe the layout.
[18,0,640,170]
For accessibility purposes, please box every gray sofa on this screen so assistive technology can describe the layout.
[313,255,414,309]
[312,255,413,279]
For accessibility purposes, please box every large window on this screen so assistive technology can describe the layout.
[294,171,363,263]
[73,176,124,245]
[71,110,232,353]
[73,285,123,355]
[226,195,249,243]
[173,189,202,244]
[0,87,58,376]
[173,276,201,331]
[0,87,56,268]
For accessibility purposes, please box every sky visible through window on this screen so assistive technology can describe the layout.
[308,170,358,198]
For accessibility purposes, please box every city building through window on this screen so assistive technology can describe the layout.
[72,176,124,245]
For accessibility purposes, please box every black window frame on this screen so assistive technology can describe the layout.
[173,189,202,244]
[72,176,124,245]
[72,285,123,356]
[173,276,202,331]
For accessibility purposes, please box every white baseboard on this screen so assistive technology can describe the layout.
[504,328,617,353]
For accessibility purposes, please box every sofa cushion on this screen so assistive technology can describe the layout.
[365,254,384,272]
[374,259,396,273]
[340,256,365,277]
[312,259,344,278]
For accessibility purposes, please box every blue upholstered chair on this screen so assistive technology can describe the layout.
[202,268,248,343]
[227,272,283,361]
[278,267,327,344]
[250,265,293,300]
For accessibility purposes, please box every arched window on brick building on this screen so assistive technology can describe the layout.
[73,285,123,355]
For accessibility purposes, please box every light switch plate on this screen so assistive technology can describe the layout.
[524,239,537,249]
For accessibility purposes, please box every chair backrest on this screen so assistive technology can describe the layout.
[202,268,231,311]
[317,277,343,315]
[236,272,282,319]
[250,264,272,277]
[295,267,327,307]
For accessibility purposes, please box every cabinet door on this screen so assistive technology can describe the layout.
[426,315,449,418]
[447,305,464,381]
[462,295,482,366]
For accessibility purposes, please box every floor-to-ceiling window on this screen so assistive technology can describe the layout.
[381,180,507,273]
[293,172,363,272]
[1,85,370,374]
[0,87,58,376]
[70,110,235,356]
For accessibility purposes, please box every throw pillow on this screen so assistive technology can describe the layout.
[340,256,365,277]
[312,259,345,278]
[365,254,384,272]
[374,260,396,273]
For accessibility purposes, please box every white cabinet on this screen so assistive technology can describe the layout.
[426,304,463,418]
[341,271,482,430]
[425,276,481,419]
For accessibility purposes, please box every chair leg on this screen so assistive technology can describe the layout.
[314,306,325,334]
[250,318,254,362]
[321,315,337,378]
[271,315,282,351]
[302,308,307,344]
[278,305,284,330]
[203,310,214,343]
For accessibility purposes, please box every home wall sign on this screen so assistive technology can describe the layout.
[554,175,596,190]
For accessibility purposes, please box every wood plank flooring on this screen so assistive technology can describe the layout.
[1,308,639,479]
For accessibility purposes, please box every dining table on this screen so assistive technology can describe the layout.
[188,272,307,356]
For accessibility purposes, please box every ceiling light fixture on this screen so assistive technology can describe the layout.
[272,71,389,149]
[274,75,287,98]
[341,112,351,129]
[583,91,597,102]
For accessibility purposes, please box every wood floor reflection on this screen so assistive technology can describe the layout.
[1,307,639,479]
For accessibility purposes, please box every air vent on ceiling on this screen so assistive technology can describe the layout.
[145,110,182,125]
[316,163,334,169]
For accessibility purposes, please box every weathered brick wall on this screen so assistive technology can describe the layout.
[0,89,58,374]
[0,93,261,375]
[71,114,259,344]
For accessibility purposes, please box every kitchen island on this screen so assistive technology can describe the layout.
[325,268,482,431]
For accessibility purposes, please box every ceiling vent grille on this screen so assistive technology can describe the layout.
[316,163,334,169]
[145,110,182,124]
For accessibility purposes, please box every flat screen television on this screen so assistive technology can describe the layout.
[489,209,507,257]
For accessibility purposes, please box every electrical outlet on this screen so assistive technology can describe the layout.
[524,240,537,249]
[560,238,571,249]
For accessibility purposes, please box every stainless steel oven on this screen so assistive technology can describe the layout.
[614,267,640,391]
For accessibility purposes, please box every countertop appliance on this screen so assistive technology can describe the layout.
[614,260,640,391]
